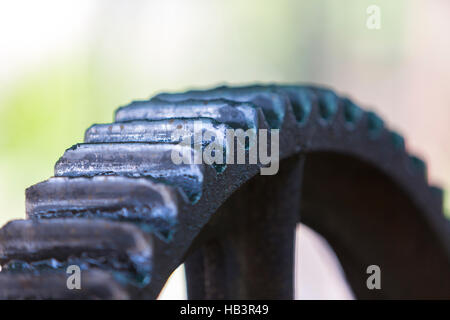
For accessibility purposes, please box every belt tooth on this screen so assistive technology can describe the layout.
[389,131,406,151]
[154,86,287,129]
[366,111,385,139]
[0,219,151,265]
[115,98,259,130]
[26,176,178,238]
[0,219,152,287]
[276,86,317,125]
[0,270,130,299]
[84,118,229,145]
[54,143,204,204]
[409,155,427,180]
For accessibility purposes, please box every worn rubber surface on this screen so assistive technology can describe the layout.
[0,84,449,299]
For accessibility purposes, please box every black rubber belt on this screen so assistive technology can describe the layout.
[0,84,448,299]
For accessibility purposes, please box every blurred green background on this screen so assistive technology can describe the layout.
[0,0,449,228]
